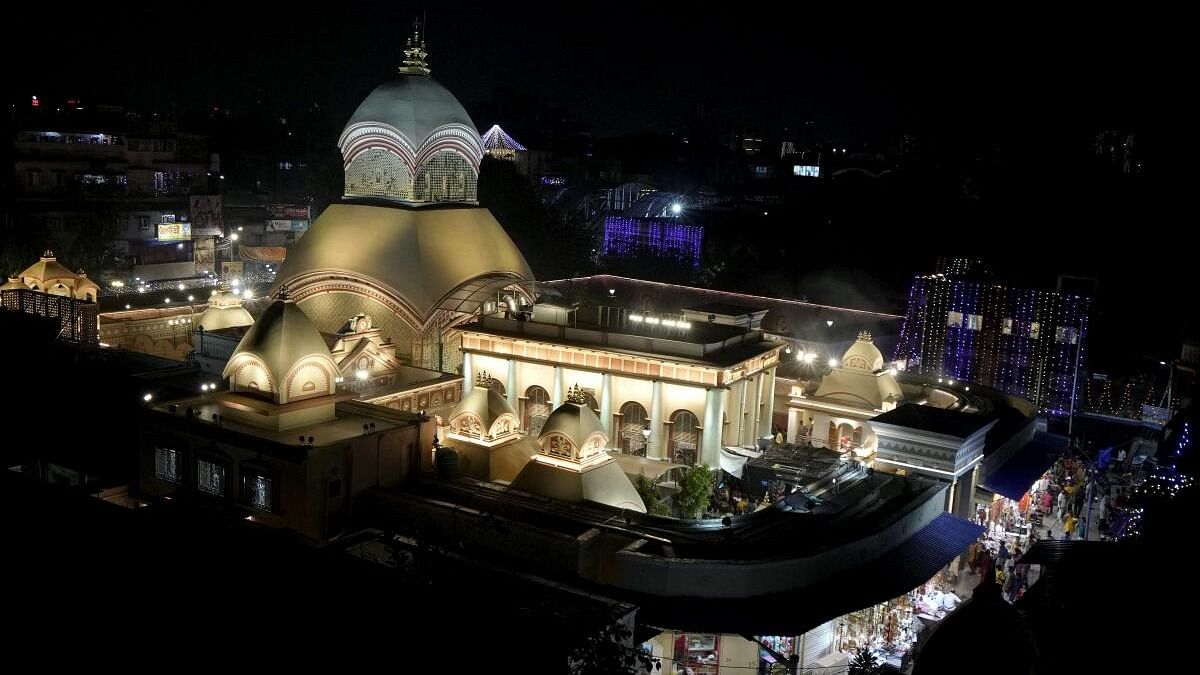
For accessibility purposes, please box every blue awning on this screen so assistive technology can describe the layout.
[982,431,1069,500]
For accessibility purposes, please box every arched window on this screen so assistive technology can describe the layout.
[669,410,700,466]
[524,385,551,437]
[617,401,648,455]
[582,390,599,414]
[488,379,506,397]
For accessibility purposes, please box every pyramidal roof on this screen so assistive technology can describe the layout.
[481,124,527,152]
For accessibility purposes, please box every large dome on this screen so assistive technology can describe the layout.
[343,77,476,148]
[276,203,533,329]
[338,75,484,204]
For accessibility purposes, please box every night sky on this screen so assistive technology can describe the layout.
[6,4,1189,367]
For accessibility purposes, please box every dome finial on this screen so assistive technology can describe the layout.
[858,330,872,342]
[566,383,586,405]
[277,283,290,301]
[475,370,492,387]
[399,16,430,76]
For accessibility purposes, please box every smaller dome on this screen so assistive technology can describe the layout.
[447,373,520,441]
[841,330,885,372]
[1,276,28,291]
[19,251,96,298]
[197,289,255,331]
[540,386,607,450]
[223,295,338,404]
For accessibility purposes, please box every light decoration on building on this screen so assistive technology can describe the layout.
[480,124,526,161]
[1120,421,1193,540]
[894,267,1090,416]
[601,216,703,268]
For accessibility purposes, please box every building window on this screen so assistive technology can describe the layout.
[245,473,272,511]
[155,447,179,482]
[27,170,40,187]
[1029,322,1040,340]
[1056,326,1078,344]
[1002,318,1013,335]
[197,458,226,496]
[669,409,700,466]
[965,314,983,331]
[618,401,649,455]
[947,311,964,328]
[328,479,342,498]
[138,216,150,231]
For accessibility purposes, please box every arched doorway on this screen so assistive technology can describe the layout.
[669,410,700,466]
[836,422,857,451]
[524,385,550,437]
[618,401,648,456]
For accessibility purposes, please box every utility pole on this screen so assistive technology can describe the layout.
[1068,329,1084,438]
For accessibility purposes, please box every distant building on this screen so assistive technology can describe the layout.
[11,113,214,275]
[480,124,527,161]
[894,264,1090,416]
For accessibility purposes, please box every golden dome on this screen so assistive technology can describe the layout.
[273,203,533,328]
[223,298,338,404]
[447,374,520,441]
[1,276,28,291]
[197,290,255,331]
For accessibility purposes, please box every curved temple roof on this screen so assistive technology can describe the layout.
[275,203,533,325]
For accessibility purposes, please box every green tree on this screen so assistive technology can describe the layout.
[633,473,670,516]
[567,616,654,675]
[675,464,715,520]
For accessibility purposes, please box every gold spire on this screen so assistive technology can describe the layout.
[399,17,430,76]
[475,370,492,387]
[858,330,873,342]
[566,383,586,405]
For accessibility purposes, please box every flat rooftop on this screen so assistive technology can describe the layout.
[148,396,421,455]
[464,315,779,368]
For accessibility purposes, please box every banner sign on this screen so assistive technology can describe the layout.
[190,195,224,233]
[267,204,310,219]
[239,246,287,262]
[158,222,191,241]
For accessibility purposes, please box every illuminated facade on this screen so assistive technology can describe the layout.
[459,310,784,468]
[274,22,534,372]
[140,294,430,540]
[894,270,1090,416]
[785,331,904,454]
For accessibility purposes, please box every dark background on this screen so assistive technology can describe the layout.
[5,3,1190,370]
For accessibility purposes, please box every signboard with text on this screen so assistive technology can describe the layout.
[267,204,310,219]
[157,222,192,241]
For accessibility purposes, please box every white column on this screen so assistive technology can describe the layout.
[648,379,664,460]
[552,365,563,407]
[600,372,613,439]
[507,358,518,411]
[462,352,474,395]
[787,408,800,444]
[760,366,777,439]
[736,378,748,446]
[752,373,763,443]
[701,386,725,467]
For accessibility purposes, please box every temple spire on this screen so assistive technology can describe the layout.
[399,17,430,76]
